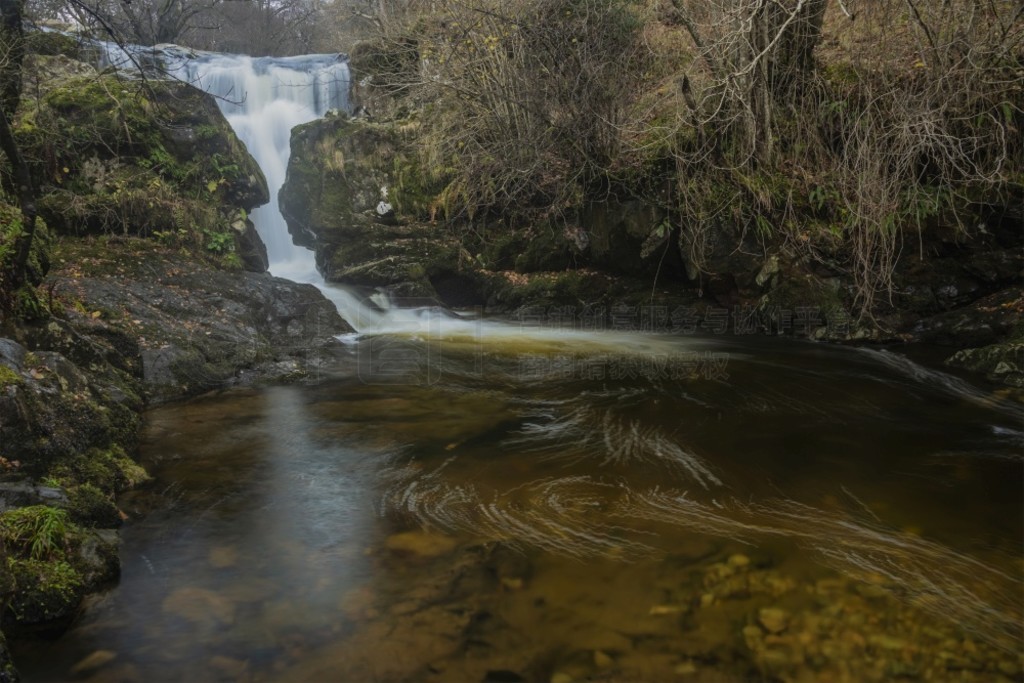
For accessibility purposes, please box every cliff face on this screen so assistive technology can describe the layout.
[280,113,485,303]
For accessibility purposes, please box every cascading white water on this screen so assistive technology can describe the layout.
[166,52,451,338]
[164,52,348,277]
[168,55,501,337]
[99,41,383,324]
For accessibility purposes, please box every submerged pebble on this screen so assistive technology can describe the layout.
[70,649,117,676]
[161,587,235,626]
[759,607,789,634]
[208,545,239,569]
[385,530,458,558]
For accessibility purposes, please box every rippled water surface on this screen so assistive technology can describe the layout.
[14,332,1024,682]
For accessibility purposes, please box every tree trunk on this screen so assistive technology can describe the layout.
[1,0,24,115]
[0,0,38,292]
[0,109,37,289]
[745,0,827,163]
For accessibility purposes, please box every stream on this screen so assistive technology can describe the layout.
[12,43,1024,682]
[13,333,1024,681]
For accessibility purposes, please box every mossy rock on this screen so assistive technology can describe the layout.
[282,114,398,245]
[946,340,1024,388]
[282,114,442,248]
[0,364,21,390]
[13,60,268,263]
[47,445,150,496]
[0,346,142,478]
[66,483,121,529]
[24,30,87,59]
[0,505,120,635]
[3,558,84,633]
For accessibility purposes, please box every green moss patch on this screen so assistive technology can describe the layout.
[46,444,151,496]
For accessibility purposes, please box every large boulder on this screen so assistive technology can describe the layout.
[0,336,142,482]
[281,113,412,246]
[44,237,352,404]
[280,114,483,303]
[947,340,1024,388]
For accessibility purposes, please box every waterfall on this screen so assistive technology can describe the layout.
[155,50,511,339]
[98,42,493,335]
[164,51,427,335]
[93,40,692,353]
[96,39,375,321]
[163,51,349,276]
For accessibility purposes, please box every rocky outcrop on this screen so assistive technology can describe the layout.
[942,288,1024,386]
[0,31,356,672]
[947,340,1024,388]
[280,113,477,301]
[16,51,270,273]
[279,114,694,310]
[41,237,351,404]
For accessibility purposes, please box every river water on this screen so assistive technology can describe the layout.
[13,331,1024,682]
[13,44,1024,682]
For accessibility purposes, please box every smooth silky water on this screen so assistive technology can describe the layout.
[14,45,1024,682]
[12,335,1024,682]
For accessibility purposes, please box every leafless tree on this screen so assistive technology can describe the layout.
[660,0,1022,312]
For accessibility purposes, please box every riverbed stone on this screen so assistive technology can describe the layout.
[70,649,117,676]
[162,587,235,626]
[673,661,698,676]
[222,578,278,604]
[209,655,249,680]
[209,546,239,569]
[727,553,751,568]
[758,607,790,634]
[385,530,458,558]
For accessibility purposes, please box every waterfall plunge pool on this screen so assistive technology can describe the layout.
[12,334,1024,682]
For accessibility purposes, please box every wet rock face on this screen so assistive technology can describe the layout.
[946,339,1024,388]
[281,114,406,248]
[45,237,353,404]
[280,114,480,303]
[0,336,142,480]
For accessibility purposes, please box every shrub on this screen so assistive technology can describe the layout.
[410,0,650,222]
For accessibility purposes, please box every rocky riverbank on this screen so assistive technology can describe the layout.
[0,34,351,677]
[0,21,1020,681]
[278,107,1023,388]
[0,237,350,673]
